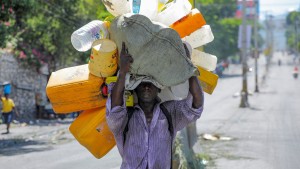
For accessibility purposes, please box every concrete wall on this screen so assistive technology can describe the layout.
[0,52,48,120]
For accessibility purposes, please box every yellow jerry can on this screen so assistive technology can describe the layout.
[46,64,106,114]
[197,66,218,94]
[88,39,118,78]
[69,107,116,159]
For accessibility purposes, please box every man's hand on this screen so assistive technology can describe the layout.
[119,42,133,74]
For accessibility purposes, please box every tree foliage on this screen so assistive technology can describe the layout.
[285,11,300,53]
[0,0,111,72]
[196,0,263,61]
[196,0,240,61]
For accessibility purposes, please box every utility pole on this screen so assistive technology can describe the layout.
[240,0,249,108]
[295,19,299,59]
[265,13,272,73]
[254,0,259,92]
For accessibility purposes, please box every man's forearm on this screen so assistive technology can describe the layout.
[189,76,203,109]
[111,72,127,108]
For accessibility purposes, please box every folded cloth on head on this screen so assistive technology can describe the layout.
[109,13,199,87]
[158,80,189,102]
[123,73,189,102]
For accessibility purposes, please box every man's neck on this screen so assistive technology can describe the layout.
[139,101,156,115]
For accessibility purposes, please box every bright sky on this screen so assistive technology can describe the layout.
[259,0,299,17]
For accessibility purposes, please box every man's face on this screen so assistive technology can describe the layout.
[135,82,159,103]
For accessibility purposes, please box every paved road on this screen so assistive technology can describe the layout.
[1,53,299,169]
[0,119,122,169]
[197,53,300,169]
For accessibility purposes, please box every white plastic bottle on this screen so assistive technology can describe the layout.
[71,20,109,52]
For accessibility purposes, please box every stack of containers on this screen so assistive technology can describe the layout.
[155,0,218,94]
[46,20,118,159]
[45,0,219,159]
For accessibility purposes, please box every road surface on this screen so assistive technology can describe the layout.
[197,52,300,169]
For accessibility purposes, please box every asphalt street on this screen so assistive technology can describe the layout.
[197,52,300,169]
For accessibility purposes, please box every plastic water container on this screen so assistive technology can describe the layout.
[69,107,116,159]
[170,8,206,38]
[158,0,168,12]
[156,0,192,26]
[132,0,141,14]
[139,0,158,20]
[191,49,217,71]
[132,0,158,20]
[3,83,11,95]
[182,25,214,49]
[46,64,106,113]
[88,39,118,77]
[197,66,218,94]
[71,20,109,52]
[102,0,132,17]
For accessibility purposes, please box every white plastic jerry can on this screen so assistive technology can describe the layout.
[182,25,214,49]
[191,49,217,71]
[132,0,158,20]
[102,0,132,17]
[155,0,192,26]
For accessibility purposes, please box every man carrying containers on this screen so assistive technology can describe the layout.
[106,42,204,169]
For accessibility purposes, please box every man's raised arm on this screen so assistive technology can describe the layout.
[111,42,133,108]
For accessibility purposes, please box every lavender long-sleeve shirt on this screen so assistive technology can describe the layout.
[106,86,203,169]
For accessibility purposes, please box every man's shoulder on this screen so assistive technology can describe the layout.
[8,99,14,104]
[160,100,177,107]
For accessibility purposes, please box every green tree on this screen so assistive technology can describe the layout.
[195,0,240,61]
[0,0,111,72]
[195,0,264,62]
[285,11,300,53]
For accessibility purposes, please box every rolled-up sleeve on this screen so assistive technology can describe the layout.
[163,93,204,132]
[106,83,128,136]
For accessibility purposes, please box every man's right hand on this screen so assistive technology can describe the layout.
[119,42,133,74]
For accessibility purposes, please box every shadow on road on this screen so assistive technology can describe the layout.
[0,138,52,156]
[220,74,241,79]
[31,119,73,127]
[257,90,278,95]
[249,107,263,111]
